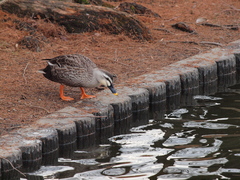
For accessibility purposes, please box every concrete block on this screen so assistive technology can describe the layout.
[0,135,42,172]
[94,90,132,135]
[117,86,149,127]
[140,82,166,105]
[0,146,22,179]
[215,54,236,76]
[126,69,181,98]
[17,127,59,165]
[76,100,114,144]
[235,53,240,73]
[75,115,96,149]
[124,81,166,121]
[172,56,217,86]
[36,107,78,157]
[117,87,149,113]
[166,63,199,91]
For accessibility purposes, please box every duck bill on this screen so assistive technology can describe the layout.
[108,84,118,95]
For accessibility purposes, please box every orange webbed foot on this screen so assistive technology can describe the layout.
[60,85,74,101]
[80,87,96,100]
[60,95,74,101]
[80,94,96,100]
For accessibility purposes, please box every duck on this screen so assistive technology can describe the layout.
[39,54,118,101]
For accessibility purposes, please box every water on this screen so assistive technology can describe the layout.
[24,84,240,180]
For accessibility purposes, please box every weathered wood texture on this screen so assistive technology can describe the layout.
[0,0,152,40]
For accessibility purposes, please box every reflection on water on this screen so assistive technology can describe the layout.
[25,84,240,180]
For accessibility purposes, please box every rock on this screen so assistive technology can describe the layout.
[0,0,152,40]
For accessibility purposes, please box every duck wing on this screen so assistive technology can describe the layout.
[43,54,97,70]
[42,54,98,87]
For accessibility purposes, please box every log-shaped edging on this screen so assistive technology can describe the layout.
[116,87,150,127]
[136,82,166,120]
[1,39,240,179]
[16,127,59,166]
[92,91,133,135]
[76,101,115,144]
[0,134,42,172]
[35,107,78,158]
[0,146,22,180]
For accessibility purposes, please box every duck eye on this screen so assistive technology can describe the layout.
[104,76,112,82]
[105,79,111,86]
[103,74,112,85]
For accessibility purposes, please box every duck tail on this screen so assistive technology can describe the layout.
[42,59,55,66]
[37,70,46,74]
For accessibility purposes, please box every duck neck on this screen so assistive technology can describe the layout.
[92,68,103,83]
[93,69,107,87]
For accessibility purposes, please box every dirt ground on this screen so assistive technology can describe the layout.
[0,0,240,136]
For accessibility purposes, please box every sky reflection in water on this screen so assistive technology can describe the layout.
[25,85,240,180]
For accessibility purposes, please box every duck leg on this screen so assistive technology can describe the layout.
[60,85,74,101]
[80,87,96,99]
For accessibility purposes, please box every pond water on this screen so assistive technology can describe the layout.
[25,84,240,180]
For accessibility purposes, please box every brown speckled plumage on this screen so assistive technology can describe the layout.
[39,54,118,101]
[42,54,101,87]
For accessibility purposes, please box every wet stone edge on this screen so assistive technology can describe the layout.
[0,39,240,179]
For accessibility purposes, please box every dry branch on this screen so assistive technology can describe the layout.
[222,5,240,12]
[201,23,239,30]
[23,62,30,84]
[164,40,223,47]
[0,156,26,177]
[24,103,50,113]
[153,28,172,34]
[199,41,223,46]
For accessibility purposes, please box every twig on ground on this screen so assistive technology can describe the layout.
[0,156,26,177]
[165,40,198,45]
[111,51,129,67]
[164,16,179,22]
[164,40,223,47]
[200,23,222,27]
[23,62,30,84]
[24,103,50,114]
[190,47,202,53]
[199,41,223,46]
[200,23,239,30]
[113,60,129,67]
[153,28,173,34]
[222,5,240,12]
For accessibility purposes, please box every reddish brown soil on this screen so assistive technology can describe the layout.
[0,0,240,136]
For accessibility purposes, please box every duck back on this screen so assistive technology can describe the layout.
[41,54,99,87]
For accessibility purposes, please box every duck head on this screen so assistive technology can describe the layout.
[97,69,118,96]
